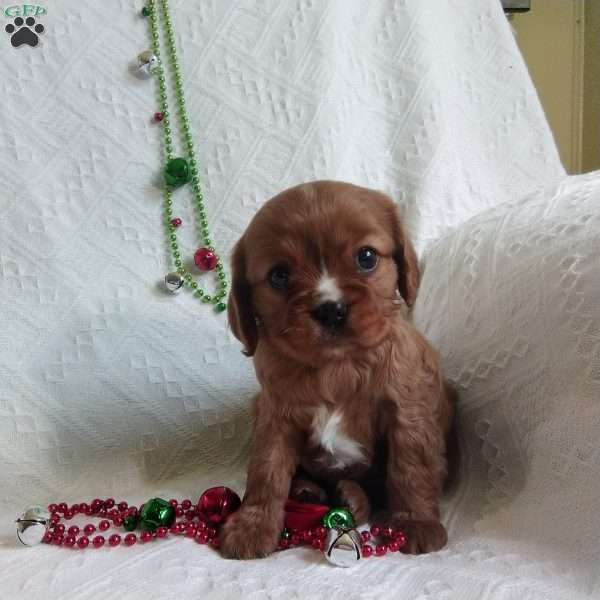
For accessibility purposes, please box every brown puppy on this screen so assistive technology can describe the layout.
[221,181,454,559]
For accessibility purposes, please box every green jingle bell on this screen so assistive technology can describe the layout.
[139,498,176,531]
[322,507,355,529]
[123,514,139,531]
[164,157,191,188]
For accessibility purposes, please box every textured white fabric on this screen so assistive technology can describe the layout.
[413,171,600,598]
[1,0,593,598]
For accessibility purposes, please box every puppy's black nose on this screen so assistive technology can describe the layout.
[312,301,348,328]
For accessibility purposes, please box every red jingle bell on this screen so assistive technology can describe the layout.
[196,486,241,525]
[194,247,218,271]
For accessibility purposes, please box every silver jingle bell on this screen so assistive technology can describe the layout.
[165,272,184,294]
[16,506,50,546]
[324,527,363,567]
[135,50,160,78]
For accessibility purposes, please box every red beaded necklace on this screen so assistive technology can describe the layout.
[42,497,220,550]
[39,491,407,560]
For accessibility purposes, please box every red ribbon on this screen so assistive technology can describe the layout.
[284,499,330,531]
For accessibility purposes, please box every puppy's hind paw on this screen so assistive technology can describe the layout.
[387,516,447,554]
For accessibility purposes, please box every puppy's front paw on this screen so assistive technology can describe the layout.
[220,505,281,559]
[336,480,371,524]
[388,516,447,554]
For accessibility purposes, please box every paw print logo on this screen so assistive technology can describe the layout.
[5,16,45,48]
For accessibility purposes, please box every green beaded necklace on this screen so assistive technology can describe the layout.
[143,0,227,312]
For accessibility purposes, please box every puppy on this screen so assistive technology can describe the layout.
[221,181,455,559]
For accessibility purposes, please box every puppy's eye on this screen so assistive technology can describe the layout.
[356,247,378,272]
[268,266,290,290]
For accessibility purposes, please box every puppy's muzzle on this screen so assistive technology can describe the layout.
[311,301,349,329]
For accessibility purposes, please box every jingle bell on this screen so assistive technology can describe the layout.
[165,272,184,294]
[322,507,355,529]
[135,50,159,78]
[196,486,241,525]
[123,515,139,531]
[15,506,50,546]
[139,498,176,531]
[324,527,363,567]
[193,247,218,272]
[164,157,191,188]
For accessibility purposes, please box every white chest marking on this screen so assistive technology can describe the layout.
[310,407,364,469]
[317,269,343,303]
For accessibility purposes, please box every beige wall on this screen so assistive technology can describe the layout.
[512,0,585,173]
[512,0,600,174]
[583,1,600,172]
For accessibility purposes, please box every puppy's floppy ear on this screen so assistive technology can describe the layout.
[227,239,258,356]
[388,205,420,307]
